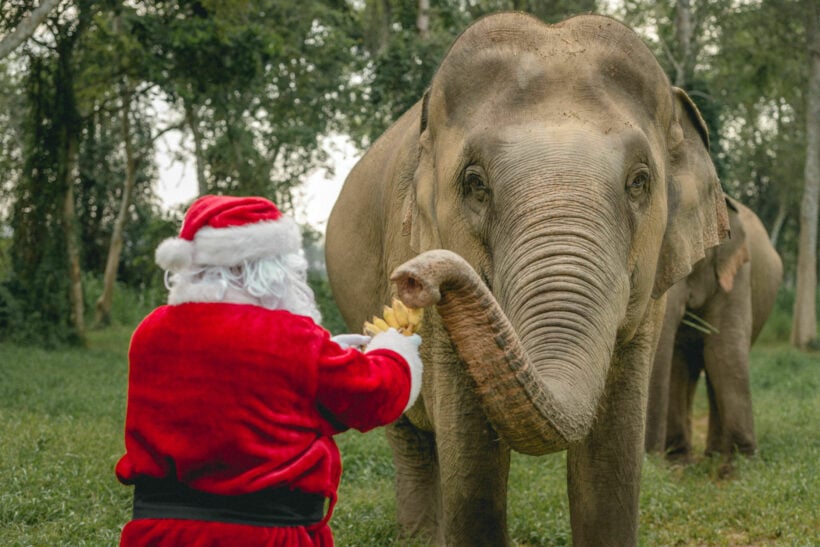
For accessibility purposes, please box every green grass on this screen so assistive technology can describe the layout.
[638,344,819,546]
[1,328,817,545]
[0,325,133,546]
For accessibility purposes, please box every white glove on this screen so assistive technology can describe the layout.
[331,333,372,349]
[365,328,423,412]
[406,333,422,348]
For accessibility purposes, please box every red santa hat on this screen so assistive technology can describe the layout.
[155,195,302,272]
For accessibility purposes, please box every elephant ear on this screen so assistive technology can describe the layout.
[715,196,751,293]
[405,90,442,252]
[653,88,731,298]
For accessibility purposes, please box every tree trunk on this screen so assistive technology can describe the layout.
[769,198,787,247]
[185,100,205,196]
[0,0,62,60]
[63,135,85,343]
[673,0,693,87]
[417,0,430,40]
[792,4,820,349]
[95,85,137,327]
[54,16,87,345]
[364,0,391,55]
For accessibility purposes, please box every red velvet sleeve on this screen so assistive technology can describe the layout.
[315,339,411,432]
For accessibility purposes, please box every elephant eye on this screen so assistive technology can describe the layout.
[464,165,490,203]
[627,168,650,199]
[462,165,491,230]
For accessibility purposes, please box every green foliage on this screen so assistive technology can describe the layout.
[309,270,348,335]
[757,287,820,345]
[117,203,181,291]
[1,333,816,544]
[757,288,794,345]
[1,0,364,347]
[82,276,162,328]
[617,0,810,280]
[0,61,24,208]
[709,0,808,276]
[0,1,813,353]
[507,0,597,23]
[4,51,79,347]
[303,223,348,334]
[350,0,601,146]
[0,234,10,280]
[127,0,361,199]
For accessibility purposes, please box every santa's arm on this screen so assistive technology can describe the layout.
[316,329,423,432]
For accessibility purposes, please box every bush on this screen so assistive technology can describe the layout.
[756,290,793,344]
[308,270,347,335]
[82,275,165,329]
[756,287,820,345]
[0,278,79,347]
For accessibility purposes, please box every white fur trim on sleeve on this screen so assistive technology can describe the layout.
[366,329,423,413]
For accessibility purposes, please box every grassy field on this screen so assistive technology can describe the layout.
[1,324,817,546]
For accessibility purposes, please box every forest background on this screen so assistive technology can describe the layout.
[0,0,817,349]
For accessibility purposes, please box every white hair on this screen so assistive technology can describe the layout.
[164,251,322,323]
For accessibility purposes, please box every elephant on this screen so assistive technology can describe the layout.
[326,12,729,546]
[645,196,782,460]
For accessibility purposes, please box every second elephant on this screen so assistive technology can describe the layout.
[645,196,782,459]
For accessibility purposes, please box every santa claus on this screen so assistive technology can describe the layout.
[116,195,422,546]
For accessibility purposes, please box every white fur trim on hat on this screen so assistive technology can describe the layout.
[366,329,423,413]
[192,216,301,266]
[155,216,302,272]
[155,238,195,272]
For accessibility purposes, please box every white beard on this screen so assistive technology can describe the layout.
[167,273,322,324]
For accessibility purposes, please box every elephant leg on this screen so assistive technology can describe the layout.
[645,338,673,453]
[664,339,702,461]
[703,373,723,456]
[646,284,687,453]
[568,404,643,545]
[385,415,442,543]
[702,279,756,457]
[435,421,510,546]
[432,360,510,545]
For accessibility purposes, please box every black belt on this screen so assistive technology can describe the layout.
[132,478,326,527]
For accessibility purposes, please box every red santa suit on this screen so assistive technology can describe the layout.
[115,195,423,546]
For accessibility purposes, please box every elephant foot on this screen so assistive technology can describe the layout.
[704,440,757,460]
[665,452,693,465]
[664,442,693,464]
[717,461,736,480]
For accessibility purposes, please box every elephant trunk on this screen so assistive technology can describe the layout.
[391,248,625,456]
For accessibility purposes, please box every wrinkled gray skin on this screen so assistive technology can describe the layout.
[646,196,782,460]
[326,13,729,546]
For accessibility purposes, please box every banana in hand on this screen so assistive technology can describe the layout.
[363,298,424,336]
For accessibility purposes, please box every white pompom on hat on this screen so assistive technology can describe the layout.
[155,195,301,271]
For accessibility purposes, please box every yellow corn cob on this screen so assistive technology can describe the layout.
[362,298,424,337]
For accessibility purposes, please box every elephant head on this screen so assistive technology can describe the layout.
[391,13,729,456]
